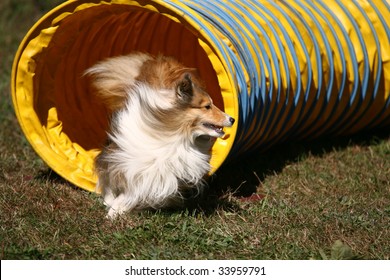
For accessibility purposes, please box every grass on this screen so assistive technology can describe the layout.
[1,0,389,260]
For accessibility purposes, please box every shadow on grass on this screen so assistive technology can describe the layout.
[33,169,80,192]
[34,169,65,183]
[205,127,390,206]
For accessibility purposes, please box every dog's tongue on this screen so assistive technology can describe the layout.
[215,126,223,134]
[211,124,225,137]
[203,123,225,136]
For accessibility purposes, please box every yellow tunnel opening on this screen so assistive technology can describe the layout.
[12,1,239,192]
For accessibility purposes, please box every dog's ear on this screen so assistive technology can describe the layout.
[176,73,193,103]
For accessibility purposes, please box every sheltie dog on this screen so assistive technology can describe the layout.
[85,53,235,218]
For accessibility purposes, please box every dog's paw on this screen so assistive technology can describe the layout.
[106,204,127,219]
[106,208,119,220]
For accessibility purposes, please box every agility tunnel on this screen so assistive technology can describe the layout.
[12,0,390,192]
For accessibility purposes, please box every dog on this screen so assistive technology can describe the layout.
[85,53,235,218]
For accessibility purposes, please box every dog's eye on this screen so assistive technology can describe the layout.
[205,104,212,110]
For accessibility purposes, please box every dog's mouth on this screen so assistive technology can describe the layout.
[202,123,225,136]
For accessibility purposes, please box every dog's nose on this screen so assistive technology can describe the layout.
[229,117,235,125]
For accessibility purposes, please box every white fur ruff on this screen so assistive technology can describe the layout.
[99,84,211,218]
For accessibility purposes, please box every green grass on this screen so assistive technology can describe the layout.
[0,0,389,260]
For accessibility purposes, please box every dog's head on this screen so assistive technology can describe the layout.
[173,73,235,139]
[136,55,235,139]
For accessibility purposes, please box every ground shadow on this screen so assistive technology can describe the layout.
[34,169,80,192]
[187,127,390,214]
